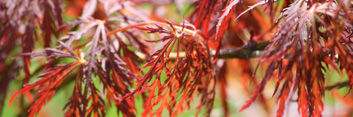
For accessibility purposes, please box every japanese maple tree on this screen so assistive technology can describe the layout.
[1,0,353,116]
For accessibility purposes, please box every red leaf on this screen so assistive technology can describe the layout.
[8,61,80,114]
[276,79,293,117]
[215,0,240,41]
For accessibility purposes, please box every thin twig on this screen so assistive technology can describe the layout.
[135,41,269,60]
[326,81,350,90]
[218,40,269,59]
[107,21,269,60]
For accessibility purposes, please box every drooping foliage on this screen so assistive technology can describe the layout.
[238,0,353,117]
[1,0,353,116]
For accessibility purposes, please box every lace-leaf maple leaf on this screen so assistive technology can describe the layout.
[239,0,353,116]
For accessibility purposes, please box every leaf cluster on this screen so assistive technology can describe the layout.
[1,0,353,117]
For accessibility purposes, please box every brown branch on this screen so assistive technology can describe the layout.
[107,21,269,60]
[136,40,269,60]
[326,81,350,90]
[218,40,269,59]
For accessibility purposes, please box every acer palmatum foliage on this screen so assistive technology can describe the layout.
[1,0,353,116]
[238,0,353,117]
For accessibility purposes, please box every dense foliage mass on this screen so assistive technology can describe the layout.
[1,0,353,116]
